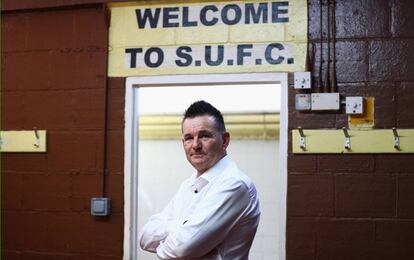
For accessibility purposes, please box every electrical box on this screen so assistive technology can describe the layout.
[311,93,340,110]
[294,72,311,89]
[346,96,364,114]
[91,197,111,217]
[295,94,311,110]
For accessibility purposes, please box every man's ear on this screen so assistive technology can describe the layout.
[222,132,230,149]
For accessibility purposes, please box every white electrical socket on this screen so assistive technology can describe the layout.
[294,72,311,89]
[346,97,364,114]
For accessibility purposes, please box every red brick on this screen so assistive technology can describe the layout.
[1,1,105,11]
[2,211,49,251]
[316,220,375,260]
[22,173,72,211]
[397,175,414,218]
[49,50,106,90]
[370,39,414,82]
[286,218,316,260]
[374,220,414,260]
[73,7,107,48]
[1,91,26,128]
[68,213,123,255]
[69,89,105,130]
[11,89,104,130]
[376,154,414,174]
[335,0,390,39]
[391,0,414,37]
[288,175,334,217]
[2,154,48,173]
[308,40,369,84]
[71,255,121,260]
[2,13,28,52]
[2,173,23,210]
[107,130,124,173]
[2,250,22,260]
[70,174,102,212]
[335,174,396,217]
[21,252,72,260]
[376,220,414,244]
[397,82,414,128]
[288,154,318,174]
[3,51,52,91]
[107,80,125,130]
[319,154,375,173]
[47,131,103,174]
[26,10,75,50]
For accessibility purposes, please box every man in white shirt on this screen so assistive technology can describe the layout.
[139,100,260,259]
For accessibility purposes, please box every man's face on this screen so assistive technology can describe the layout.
[182,115,230,176]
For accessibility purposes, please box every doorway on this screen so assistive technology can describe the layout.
[123,73,288,260]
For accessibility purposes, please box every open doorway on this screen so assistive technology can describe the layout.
[124,73,288,260]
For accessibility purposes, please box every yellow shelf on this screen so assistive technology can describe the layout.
[292,129,414,154]
[0,130,47,153]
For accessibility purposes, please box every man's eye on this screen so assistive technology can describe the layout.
[184,136,193,141]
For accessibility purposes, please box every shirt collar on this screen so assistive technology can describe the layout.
[189,155,231,193]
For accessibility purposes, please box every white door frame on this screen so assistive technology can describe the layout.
[123,72,288,260]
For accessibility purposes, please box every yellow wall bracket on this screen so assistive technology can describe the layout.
[0,130,47,152]
[292,128,414,154]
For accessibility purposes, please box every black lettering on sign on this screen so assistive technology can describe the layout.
[144,47,164,67]
[135,8,161,29]
[163,7,179,28]
[200,5,219,26]
[125,48,143,68]
[205,45,224,66]
[175,46,193,66]
[245,3,268,24]
[221,4,242,25]
[272,2,289,23]
[237,44,253,65]
[182,7,198,27]
[265,43,284,64]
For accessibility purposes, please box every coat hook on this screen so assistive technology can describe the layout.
[34,128,40,148]
[392,127,400,150]
[342,127,351,150]
[298,127,306,150]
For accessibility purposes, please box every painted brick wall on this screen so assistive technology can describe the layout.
[287,0,414,260]
[1,4,125,260]
[2,0,414,260]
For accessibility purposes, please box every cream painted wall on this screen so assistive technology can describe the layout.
[137,139,279,259]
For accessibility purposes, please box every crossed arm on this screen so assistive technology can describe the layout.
[139,179,250,259]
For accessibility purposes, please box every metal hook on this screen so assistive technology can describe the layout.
[298,127,306,150]
[34,128,40,148]
[342,127,351,150]
[392,127,400,150]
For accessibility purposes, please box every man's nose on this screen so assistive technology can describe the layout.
[192,137,202,149]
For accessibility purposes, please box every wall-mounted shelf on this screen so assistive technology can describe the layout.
[292,128,414,154]
[0,130,47,152]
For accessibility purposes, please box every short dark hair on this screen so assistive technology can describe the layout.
[182,100,226,133]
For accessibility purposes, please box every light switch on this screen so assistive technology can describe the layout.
[91,197,111,216]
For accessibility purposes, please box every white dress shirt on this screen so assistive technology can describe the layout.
[139,155,260,260]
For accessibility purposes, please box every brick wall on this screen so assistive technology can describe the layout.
[2,0,414,260]
[287,0,414,259]
[1,3,125,259]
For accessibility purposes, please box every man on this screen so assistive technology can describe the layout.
[139,100,260,259]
